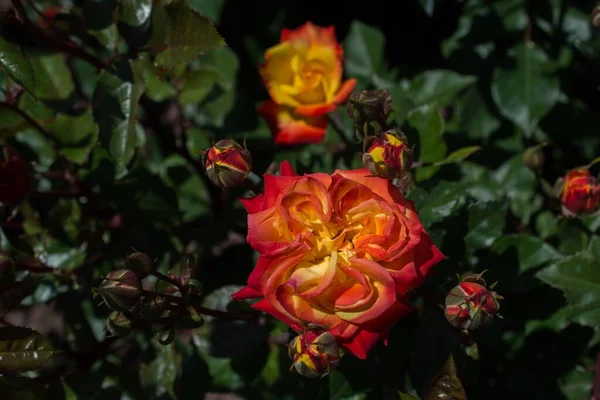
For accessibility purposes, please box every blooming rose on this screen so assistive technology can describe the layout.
[258,22,356,146]
[232,162,444,359]
[559,168,600,216]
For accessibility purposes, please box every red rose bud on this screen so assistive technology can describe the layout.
[0,156,30,205]
[288,327,340,378]
[557,169,600,216]
[363,129,414,179]
[125,252,153,278]
[202,139,252,188]
[445,274,502,331]
[97,269,142,311]
[106,311,133,337]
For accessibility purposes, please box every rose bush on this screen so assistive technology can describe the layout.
[233,161,443,358]
[258,22,356,145]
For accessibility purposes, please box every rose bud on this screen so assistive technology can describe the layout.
[0,156,30,205]
[347,89,393,132]
[555,168,600,216]
[125,252,153,279]
[97,269,142,311]
[445,273,502,331]
[523,145,545,171]
[201,139,252,188]
[288,327,340,378]
[106,311,133,337]
[362,129,414,179]
[138,296,166,320]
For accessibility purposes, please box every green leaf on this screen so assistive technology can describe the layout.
[154,0,226,68]
[0,327,58,373]
[179,69,219,104]
[536,250,600,327]
[413,181,468,228]
[28,53,75,101]
[409,70,477,107]
[343,21,385,80]
[408,103,447,181]
[0,280,38,315]
[186,0,224,22]
[464,201,508,250]
[93,62,145,178]
[560,366,593,400]
[140,341,181,399]
[434,146,481,166]
[492,234,563,272]
[0,34,35,94]
[46,111,99,164]
[119,0,153,27]
[457,88,501,140]
[491,42,560,136]
[535,211,559,239]
[139,58,176,102]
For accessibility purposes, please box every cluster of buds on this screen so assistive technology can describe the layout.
[346,89,392,139]
[0,149,30,206]
[523,144,545,171]
[346,90,415,188]
[95,252,204,339]
[201,139,253,188]
[444,272,502,331]
[287,325,340,378]
[553,168,600,217]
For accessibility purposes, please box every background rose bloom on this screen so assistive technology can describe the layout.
[233,161,444,359]
[258,22,356,145]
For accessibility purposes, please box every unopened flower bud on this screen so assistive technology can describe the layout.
[0,155,29,205]
[555,168,600,217]
[97,269,142,311]
[288,327,340,378]
[425,355,467,400]
[523,145,545,170]
[346,89,392,131]
[362,129,413,179]
[106,311,133,336]
[445,274,502,331]
[125,252,153,278]
[138,296,166,320]
[201,139,252,188]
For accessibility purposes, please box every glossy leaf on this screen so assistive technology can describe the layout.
[140,341,181,398]
[464,201,508,250]
[46,111,99,164]
[492,234,563,272]
[119,0,153,27]
[0,33,34,94]
[408,103,447,181]
[434,146,481,166]
[93,62,145,178]
[413,181,468,228]
[0,327,58,373]
[29,54,75,101]
[409,70,477,107]
[491,42,560,136]
[154,0,226,68]
[343,21,385,80]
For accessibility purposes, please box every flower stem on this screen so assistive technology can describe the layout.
[150,270,183,291]
[327,110,352,147]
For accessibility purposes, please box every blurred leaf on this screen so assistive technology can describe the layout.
[93,62,145,178]
[408,103,447,181]
[155,0,226,68]
[464,201,507,250]
[35,238,87,270]
[179,69,219,104]
[343,21,385,81]
[537,250,600,327]
[119,0,153,27]
[492,234,563,272]
[0,34,34,94]
[0,280,38,315]
[46,111,99,164]
[491,42,559,136]
[457,88,500,140]
[29,53,75,101]
[560,366,592,400]
[139,58,176,102]
[409,70,476,107]
[434,146,481,166]
[140,341,181,399]
[399,393,418,400]
[0,327,58,373]
[535,211,559,239]
[0,377,46,400]
[186,0,224,22]
[413,181,468,228]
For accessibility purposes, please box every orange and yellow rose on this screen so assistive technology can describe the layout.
[258,22,356,146]
[232,162,444,359]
